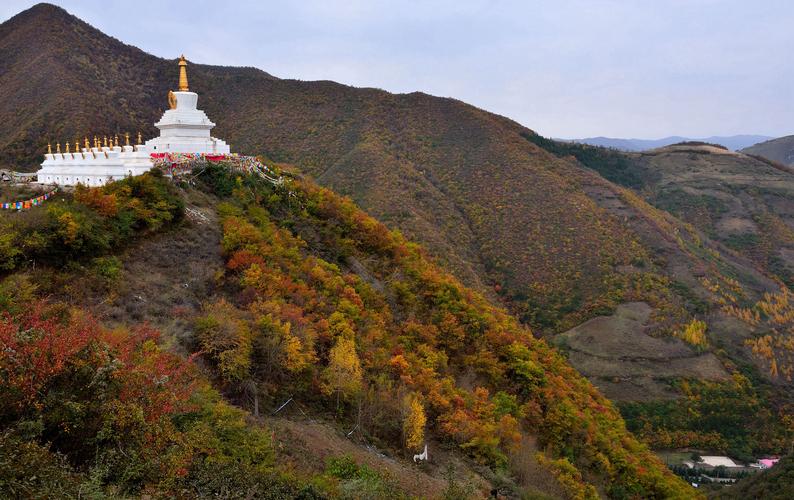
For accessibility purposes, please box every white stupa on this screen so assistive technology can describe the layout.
[145,55,229,155]
[37,55,230,187]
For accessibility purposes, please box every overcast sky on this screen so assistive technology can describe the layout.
[2,1,792,139]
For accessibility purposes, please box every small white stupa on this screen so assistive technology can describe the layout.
[145,55,229,155]
[37,55,230,187]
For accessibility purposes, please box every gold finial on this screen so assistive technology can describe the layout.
[47,143,52,154]
[85,137,90,149]
[75,138,79,151]
[178,55,189,91]
[103,136,108,148]
[56,143,61,154]
[65,141,70,153]
[125,132,130,146]
[94,136,98,148]
[137,131,142,145]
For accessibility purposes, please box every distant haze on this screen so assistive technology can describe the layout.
[566,135,774,152]
[1,1,792,139]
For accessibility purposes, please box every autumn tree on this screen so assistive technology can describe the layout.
[322,336,363,408]
[402,392,426,451]
[195,300,252,383]
[679,319,708,348]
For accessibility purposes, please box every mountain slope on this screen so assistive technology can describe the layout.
[0,3,645,334]
[603,143,794,289]
[192,165,698,497]
[742,135,794,166]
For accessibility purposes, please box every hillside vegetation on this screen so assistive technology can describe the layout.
[0,168,696,497]
[0,175,321,498]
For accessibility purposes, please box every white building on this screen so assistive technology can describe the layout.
[37,55,230,187]
[37,142,154,186]
[683,456,741,469]
[145,89,230,155]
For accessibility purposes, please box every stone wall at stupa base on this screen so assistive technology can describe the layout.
[145,136,230,155]
[37,145,154,187]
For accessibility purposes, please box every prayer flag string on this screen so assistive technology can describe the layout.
[1,188,58,210]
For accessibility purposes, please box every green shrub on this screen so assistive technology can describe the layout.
[92,256,122,282]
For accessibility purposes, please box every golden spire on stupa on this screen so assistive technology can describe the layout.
[178,55,189,91]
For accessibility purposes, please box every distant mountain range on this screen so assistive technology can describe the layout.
[563,134,773,151]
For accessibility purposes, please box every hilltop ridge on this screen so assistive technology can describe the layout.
[567,134,772,152]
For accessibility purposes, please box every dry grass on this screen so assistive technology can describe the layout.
[555,302,729,401]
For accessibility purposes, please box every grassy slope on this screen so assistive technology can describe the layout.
[631,145,794,288]
[742,135,794,166]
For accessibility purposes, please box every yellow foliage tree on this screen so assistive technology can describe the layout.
[57,212,80,245]
[322,336,363,406]
[680,319,708,348]
[403,392,426,451]
[281,324,317,373]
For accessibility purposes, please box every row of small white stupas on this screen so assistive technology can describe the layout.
[37,56,230,187]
